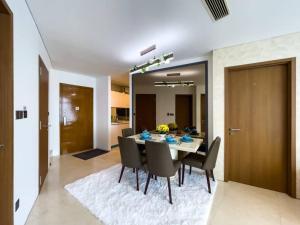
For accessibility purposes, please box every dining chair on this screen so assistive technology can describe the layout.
[122,128,134,137]
[188,142,207,174]
[144,141,181,204]
[118,136,146,191]
[181,137,221,193]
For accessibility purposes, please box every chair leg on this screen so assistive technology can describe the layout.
[211,170,215,181]
[133,168,135,173]
[118,165,125,183]
[178,167,181,187]
[136,168,139,191]
[182,164,185,185]
[155,175,157,180]
[167,177,173,204]
[205,170,211,194]
[189,165,192,175]
[144,172,151,195]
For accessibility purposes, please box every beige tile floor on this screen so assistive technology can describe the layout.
[26,149,300,225]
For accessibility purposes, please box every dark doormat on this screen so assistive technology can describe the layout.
[73,149,109,160]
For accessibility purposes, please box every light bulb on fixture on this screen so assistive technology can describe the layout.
[130,52,174,74]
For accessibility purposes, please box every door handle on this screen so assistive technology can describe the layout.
[40,121,49,130]
[0,144,4,151]
[229,128,241,135]
[229,128,241,132]
[63,116,67,126]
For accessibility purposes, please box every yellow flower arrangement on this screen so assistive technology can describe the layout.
[157,124,169,134]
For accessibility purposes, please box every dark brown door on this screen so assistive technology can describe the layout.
[201,94,206,133]
[0,1,13,224]
[175,95,193,130]
[39,57,49,191]
[60,84,93,154]
[135,94,156,133]
[226,64,288,193]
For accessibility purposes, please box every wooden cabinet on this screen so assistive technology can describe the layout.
[111,91,129,108]
[111,123,129,146]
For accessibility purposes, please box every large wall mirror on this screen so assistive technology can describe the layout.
[132,61,208,151]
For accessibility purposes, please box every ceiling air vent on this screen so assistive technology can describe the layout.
[202,0,229,21]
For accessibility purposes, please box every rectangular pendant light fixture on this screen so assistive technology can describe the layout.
[130,52,174,74]
[154,81,194,87]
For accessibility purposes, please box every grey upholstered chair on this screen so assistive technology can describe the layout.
[144,141,181,204]
[182,137,221,193]
[118,136,146,191]
[122,127,146,159]
[122,128,134,137]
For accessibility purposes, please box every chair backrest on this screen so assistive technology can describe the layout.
[145,141,175,177]
[118,136,142,168]
[122,128,134,137]
[202,137,221,170]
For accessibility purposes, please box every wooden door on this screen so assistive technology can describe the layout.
[226,64,289,193]
[39,57,49,191]
[135,94,156,133]
[175,95,193,130]
[60,84,93,154]
[0,1,13,224]
[201,94,206,133]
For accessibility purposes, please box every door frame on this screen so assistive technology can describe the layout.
[224,58,296,197]
[0,0,13,224]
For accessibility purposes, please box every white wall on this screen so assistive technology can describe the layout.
[95,76,111,150]
[49,70,97,156]
[212,32,300,198]
[6,0,52,224]
[4,2,111,223]
[134,85,196,127]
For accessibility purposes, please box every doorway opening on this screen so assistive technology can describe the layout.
[110,76,130,148]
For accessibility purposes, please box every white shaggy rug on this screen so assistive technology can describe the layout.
[65,164,217,225]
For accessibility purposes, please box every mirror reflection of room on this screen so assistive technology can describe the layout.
[133,63,207,142]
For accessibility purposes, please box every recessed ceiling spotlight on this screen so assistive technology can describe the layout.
[140,44,156,56]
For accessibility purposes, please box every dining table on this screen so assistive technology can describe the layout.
[128,133,204,160]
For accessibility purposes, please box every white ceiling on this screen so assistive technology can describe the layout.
[133,63,205,86]
[26,0,300,77]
